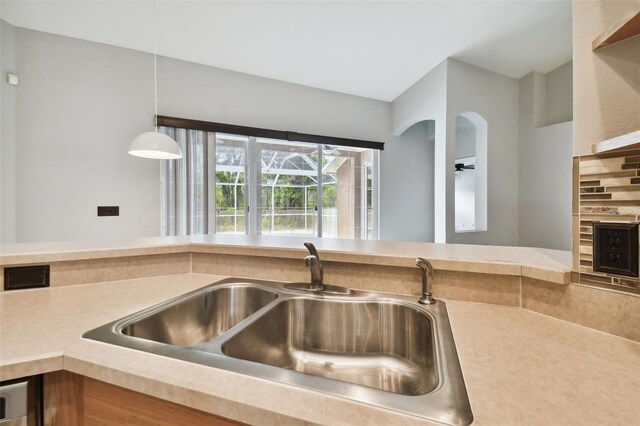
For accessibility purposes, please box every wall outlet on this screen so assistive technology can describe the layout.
[592,222,639,277]
[4,265,50,290]
[97,206,119,216]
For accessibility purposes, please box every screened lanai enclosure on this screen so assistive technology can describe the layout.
[160,129,378,239]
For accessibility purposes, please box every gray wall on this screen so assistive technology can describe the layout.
[2,22,572,249]
[545,61,573,126]
[445,59,520,246]
[2,23,390,243]
[518,122,572,250]
[9,23,163,243]
[158,57,389,142]
[391,60,447,242]
[380,120,435,242]
[0,21,17,243]
[518,64,573,251]
[382,57,571,249]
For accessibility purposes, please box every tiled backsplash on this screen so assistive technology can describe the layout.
[576,148,640,292]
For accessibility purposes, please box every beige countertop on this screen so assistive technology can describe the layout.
[1,273,638,425]
[0,235,572,283]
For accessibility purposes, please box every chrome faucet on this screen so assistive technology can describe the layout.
[304,242,324,291]
[283,243,351,295]
[416,257,436,305]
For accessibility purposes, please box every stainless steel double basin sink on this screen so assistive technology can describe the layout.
[84,278,473,425]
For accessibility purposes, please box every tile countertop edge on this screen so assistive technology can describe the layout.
[0,239,571,284]
[520,265,571,284]
[190,243,530,277]
[0,244,192,266]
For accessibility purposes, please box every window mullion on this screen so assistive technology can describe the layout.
[317,145,323,238]
[207,132,216,235]
[373,150,380,240]
[247,137,258,235]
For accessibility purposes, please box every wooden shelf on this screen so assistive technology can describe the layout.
[592,130,640,154]
[593,10,640,51]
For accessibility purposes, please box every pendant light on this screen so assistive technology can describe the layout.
[128,1,182,160]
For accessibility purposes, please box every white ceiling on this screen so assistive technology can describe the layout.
[0,1,572,101]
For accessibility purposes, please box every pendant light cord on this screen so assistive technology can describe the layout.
[153,0,158,132]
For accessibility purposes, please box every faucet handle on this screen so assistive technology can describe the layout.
[304,254,317,268]
[303,251,324,291]
[304,242,320,260]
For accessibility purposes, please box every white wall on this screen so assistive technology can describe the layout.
[11,24,162,243]
[545,61,573,126]
[388,57,570,248]
[455,116,476,159]
[454,117,478,233]
[2,23,390,243]
[445,59,520,246]
[454,169,476,232]
[518,63,573,251]
[0,21,17,243]
[3,22,573,248]
[158,58,389,142]
[380,120,435,242]
[519,122,572,250]
[391,60,447,242]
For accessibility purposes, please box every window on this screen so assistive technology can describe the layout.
[256,138,319,237]
[214,134,248,234]
[159,121,381,240]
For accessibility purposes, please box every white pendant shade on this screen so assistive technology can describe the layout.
[129,2,180,160]
[128,131,182,160]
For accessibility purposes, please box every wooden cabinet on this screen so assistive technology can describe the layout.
[44,371,242,426]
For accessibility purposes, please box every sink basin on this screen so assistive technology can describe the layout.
[222,298,436,395]
[84,278,473,425]
[121,285,277,346]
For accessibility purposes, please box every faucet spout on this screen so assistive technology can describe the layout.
[416,257,436,305]
[304,243,324,291]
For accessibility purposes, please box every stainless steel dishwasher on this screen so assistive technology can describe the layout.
[0,376,41,426]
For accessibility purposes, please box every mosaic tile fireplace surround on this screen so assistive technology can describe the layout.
[577,148,640,292]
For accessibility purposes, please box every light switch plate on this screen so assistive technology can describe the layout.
[97,206,119,216]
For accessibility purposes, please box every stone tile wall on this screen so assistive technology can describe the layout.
[576,148,640,293]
